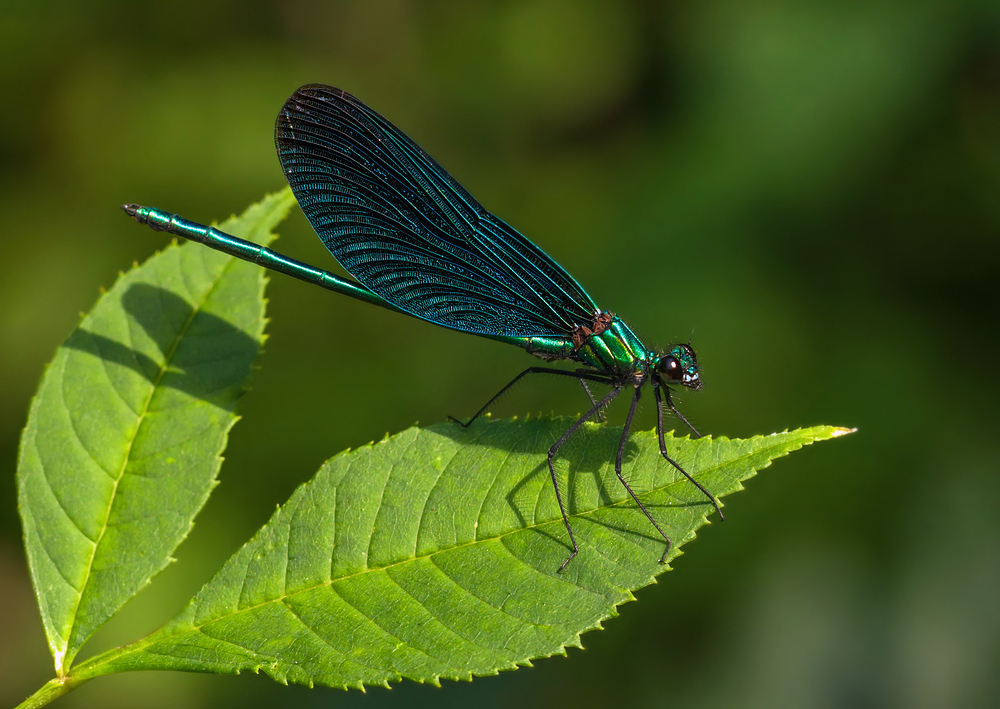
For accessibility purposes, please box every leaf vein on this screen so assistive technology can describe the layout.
[413,438,459,556]
[36,461,98,547]
[473,427,516,540]
[383,566,496,655]
[22,499,85,595]
[328,577,453,668]
[280,598,388,676]
[365,430,418,567]
[427,550,554,631]
[90,327,144,417]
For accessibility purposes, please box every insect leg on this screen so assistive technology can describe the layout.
[578,378,607,422]
[449,367,615,427]
[612,386,674,562]
[661,384,702,438]
[548,385,623,571]
[654,384,724,528]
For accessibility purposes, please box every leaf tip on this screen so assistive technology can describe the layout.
[831,427,857,437]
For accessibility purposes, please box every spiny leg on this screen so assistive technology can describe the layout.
[549,386,623,572]
[661,384,701,438]
[612,386,675,563]
[449,367,614,428]
[654,384,724,522]
[578,378,607,423]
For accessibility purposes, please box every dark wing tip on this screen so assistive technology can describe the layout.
[275,84,367,168]
[276,84,345,140]
[292,83,349,97]
[283,85,367,118]
[286,84,352,109]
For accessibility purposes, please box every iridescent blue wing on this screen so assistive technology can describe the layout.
[274,84,598,339]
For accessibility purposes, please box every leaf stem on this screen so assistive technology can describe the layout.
[14,677,92,709]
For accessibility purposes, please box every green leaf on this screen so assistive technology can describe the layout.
[16,189,295,674]
[72,419,851,688]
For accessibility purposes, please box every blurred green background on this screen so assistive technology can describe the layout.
[2,1,999,707]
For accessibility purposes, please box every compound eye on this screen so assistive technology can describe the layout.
[659,356,682,381]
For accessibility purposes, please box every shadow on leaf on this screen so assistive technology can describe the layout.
[428,417,702,557]
[63,283,260,410]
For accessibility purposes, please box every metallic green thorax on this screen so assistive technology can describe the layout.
[522,315,652,377]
